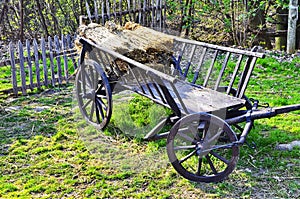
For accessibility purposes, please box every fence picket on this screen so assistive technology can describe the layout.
[67,34,77,69]
[48,36,56,87]
[61,34,69,83]
[26,39,34,90]
[18,41,27,95]
[9,42,18,96]
[33,39,41,89]
[54,35,63,85]
[41,37,49,86]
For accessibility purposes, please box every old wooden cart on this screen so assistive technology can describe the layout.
[75,33,300,182]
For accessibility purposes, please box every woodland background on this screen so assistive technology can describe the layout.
[0,0,299,49]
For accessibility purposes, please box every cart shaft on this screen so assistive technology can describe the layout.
[226,104,300,125]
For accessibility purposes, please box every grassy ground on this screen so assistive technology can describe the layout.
[0,56,299,198]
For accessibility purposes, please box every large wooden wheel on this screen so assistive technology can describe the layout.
[76,59,112,129]
[167,113,239,183]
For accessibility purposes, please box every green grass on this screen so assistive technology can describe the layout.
[0,56,299,198]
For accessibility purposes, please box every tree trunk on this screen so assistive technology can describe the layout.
[19,0,24,41]
[286,0,298,53]
[35,0,49,37]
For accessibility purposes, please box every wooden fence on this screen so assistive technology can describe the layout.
[0,0,167,96]
[81,0,166,29]
[0,34,78,96]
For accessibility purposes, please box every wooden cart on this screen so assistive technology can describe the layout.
[75,34,300,183]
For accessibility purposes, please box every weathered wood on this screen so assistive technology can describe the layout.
[26,39,34,90]
[67,34,78,69]
[33,39,41,89]
[48,36,56,87]
[61,35,69,83]
[78,22,173,56]
[9,42,18,96]
[54,35,63,85]
[18,41,27,95]
[41,37,49,86]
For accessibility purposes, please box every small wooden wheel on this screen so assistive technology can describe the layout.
[76,59,112,129]
[167,113,239,183]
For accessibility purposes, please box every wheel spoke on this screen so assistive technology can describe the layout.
[178,128,195,143]
[95,98,105,120]
[206,154,218,174]
[97,98,108,111]
[82,99,92,109]
[89,101,95,121]
[95,101,101,124]
[210,151,230,164]
[174,145,195,151]
[196,157,203,175]
[179,150,196,164]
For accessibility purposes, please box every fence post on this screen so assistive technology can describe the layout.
[9,42,18,96]
[54,35,63,85]
[48,36,56,87]
[61,34,69,83]
[33,39,41,89]
[18,40,27,95]
[41,37,49,86]
[26,39,34,90]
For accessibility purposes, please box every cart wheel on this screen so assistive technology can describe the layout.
[76,59,112,129]
[167,113,239,183]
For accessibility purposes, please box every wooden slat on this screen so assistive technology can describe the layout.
[101,0,105,25]
[26,39,34,90]
[41,38,49,86]
[61,35,69,83]
[66,34,77,69]
[192,47,207,84]
[226,54,243,95]
[54,35,63,85]
[119,0,122,24]
[48,36,56,87]
[33,39,41,89]
[106,0,111,20]
[238,57,257,98]
[94,0,99,22]
[85,1,92,23]
[18,41,27,95]
[214,51,231,91]
[203,50,218,87]
[183,44,196,78]
[9,42,18,96]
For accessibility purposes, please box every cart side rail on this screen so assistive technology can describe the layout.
[171,37,265,99]
[79,37,184,117]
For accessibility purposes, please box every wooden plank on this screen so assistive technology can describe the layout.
[54,35,63,85]
[33,39,41,89]
[48,36,56,87]
[9,42,18,96]
[61,34,69,83]
[18,40,27,95]
[26,39,34,90]
[41,37,49,86]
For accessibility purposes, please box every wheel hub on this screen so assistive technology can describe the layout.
[83,89,95,99]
